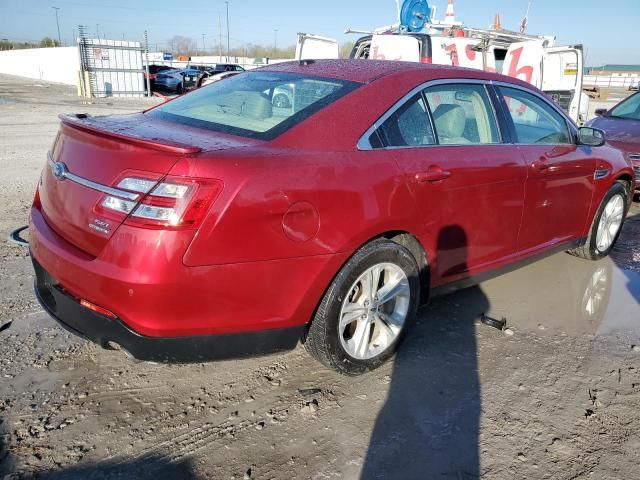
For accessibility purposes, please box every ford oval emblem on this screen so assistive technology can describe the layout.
[52,161,67,181]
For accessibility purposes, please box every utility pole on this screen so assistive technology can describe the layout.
[52,7,62,46]
[218,14,223,61]
[201,33,206,53]
[225,1,230,61]
[274,29,278,56]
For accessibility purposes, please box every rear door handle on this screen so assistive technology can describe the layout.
[415,169,451,183]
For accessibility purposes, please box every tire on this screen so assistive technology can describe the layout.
[569,182,628,260]
[273,93,291,109]
[304,239,420,376]
[176,83,183,95]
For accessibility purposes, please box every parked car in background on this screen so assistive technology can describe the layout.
[628,81,640,92]
[144,65,173,90]
[30,60,634,375]
[209,63,245,74]
[588,91,640,194]
[154,68,203,94]
[200,70,241,87]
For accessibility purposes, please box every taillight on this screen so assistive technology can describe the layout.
[33,184,42,209]
[97,175,222,230]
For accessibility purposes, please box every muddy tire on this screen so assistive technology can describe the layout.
[569,182,627,260]
[304,239,420,376]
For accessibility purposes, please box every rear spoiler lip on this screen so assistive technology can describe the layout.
[58,114,202,155]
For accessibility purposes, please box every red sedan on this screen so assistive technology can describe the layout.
[29,60,635,375]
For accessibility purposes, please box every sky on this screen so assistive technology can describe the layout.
[1,0,639,66]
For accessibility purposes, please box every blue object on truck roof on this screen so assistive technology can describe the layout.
[400,0,431,32]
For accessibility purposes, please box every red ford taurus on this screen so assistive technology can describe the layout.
[29,60,635,375]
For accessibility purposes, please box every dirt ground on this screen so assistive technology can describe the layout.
[1,74,639,480]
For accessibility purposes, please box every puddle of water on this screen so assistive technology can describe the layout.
[444,252,640,341]
[612,211,640,273]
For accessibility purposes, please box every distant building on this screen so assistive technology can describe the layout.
[587,64,640,78]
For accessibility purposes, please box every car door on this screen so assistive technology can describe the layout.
[369,82,528,285]
[542,46,586,123]
[495,85,596,255]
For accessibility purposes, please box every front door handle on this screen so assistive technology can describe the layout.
[532,156,550,171]
[415,168,451,183]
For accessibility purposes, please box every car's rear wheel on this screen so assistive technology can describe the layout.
[304,239,420,376]
[273,93,291,109]
[569,182,627,260]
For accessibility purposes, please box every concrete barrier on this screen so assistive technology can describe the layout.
[0,46,80,85]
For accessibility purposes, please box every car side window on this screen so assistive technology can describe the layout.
[423,84,501,145]
[375,94,436,147]
[498,86,572,144]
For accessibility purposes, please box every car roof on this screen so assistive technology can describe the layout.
[257,59,528,87]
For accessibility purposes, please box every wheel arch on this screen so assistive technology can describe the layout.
[305,230,431,335]
[615,173,633,207]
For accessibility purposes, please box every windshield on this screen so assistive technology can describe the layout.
[609,92,640,120]
[148,71,360,140]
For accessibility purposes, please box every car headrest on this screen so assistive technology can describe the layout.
[432,104,466,140]
[239,92,272,120]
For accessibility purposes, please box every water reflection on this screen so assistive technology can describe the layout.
[476,254,615,335]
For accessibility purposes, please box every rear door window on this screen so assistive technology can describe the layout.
[498,86,572,144]
[375,94,436,147]
[423,83,501,145]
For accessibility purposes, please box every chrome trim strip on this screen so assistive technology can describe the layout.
[357,77,577,151]
[47,152,140,202]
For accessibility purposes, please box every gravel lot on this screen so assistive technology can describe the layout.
[1,74,639,479]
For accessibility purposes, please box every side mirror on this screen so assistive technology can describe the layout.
[594,108,608,116]
[577,127,606,147]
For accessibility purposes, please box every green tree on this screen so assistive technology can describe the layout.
[39,37,60,48]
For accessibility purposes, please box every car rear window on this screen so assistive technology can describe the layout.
[148,71,360,140]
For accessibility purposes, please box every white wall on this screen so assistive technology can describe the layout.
[0,46,80,85]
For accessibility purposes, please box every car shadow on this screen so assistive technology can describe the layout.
[0,413,198,480]
[13,455,200,480]
[361,225,485,479]
[0,414,11,474]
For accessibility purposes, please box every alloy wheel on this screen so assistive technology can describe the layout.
[596,193,625,252]
[338,262,410,360]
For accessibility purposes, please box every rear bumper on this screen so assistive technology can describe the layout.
[29,204,347,344]
[32,257,303,362]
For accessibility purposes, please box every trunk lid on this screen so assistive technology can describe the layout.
[39,113,256,257]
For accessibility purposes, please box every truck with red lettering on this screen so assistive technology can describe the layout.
[295,29,588,124]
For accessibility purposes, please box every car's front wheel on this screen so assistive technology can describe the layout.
[569,182,628,260]
[304,239,420,376]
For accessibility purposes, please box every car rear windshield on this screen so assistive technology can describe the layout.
[148,71,360,140]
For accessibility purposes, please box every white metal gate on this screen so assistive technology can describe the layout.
[78,26,148,97]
